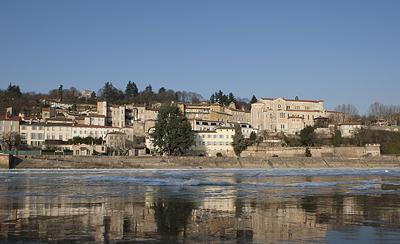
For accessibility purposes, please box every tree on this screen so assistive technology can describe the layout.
[245,131,257,146]
[98,82,124,103]
[144,85,153,94]
[158,87,166,94]
[6,83,22,98]
[369,102,400,120]
[125,81,138,101]
[228,92,236,105]
[299,126,316,146]
[151,106,194,155]
[232,123,247,157]
[1,132,21,151]
[335,104,359,118]
[332,129,342,147]
[58,85,63,101]
[210,94,215,103]
[305,147,312,157]
[249,131,257,142]
[250,95,258,104]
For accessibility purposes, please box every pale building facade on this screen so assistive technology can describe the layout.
[338,123,363,138]
[83,115,106,126]
[192,127,236,156]
[251,98,326,135]
[178,102,251,124]
[20,122,45,148]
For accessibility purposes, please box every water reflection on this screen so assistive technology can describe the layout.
[0,169,399,243]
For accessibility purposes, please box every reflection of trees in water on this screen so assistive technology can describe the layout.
[152,197,196,241]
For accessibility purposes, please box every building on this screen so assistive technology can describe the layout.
[338,123,363,138]
[80,89,93,99]
[251,97,327,135]
[0,115,20,136]
[178,102,251,124]
[105,132,127,154]
[42,107,56,119]
[0,115,20,150]
[83,114,106,126]
[20,122,45,148]
[191,119,257,137]
[192,127,236,156]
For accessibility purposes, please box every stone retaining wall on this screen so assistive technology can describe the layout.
[241,145,381,158]
[11,154,400,169]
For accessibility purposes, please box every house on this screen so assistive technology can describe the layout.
[105,132,127,154]
[20,122,45,148]
[192,127,236,157]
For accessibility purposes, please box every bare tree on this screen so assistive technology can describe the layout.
[369,102,400,119]
[334,104,359,121]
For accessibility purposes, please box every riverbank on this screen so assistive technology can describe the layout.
[7,155,400,169]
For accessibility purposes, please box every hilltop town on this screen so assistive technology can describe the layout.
[1,82,400,159]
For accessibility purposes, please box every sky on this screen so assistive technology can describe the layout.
[0,0,399,113]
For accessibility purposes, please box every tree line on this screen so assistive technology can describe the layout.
[0,82,259,116]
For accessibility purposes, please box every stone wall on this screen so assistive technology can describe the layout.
[241,145,381,158]
[12,153,400,169]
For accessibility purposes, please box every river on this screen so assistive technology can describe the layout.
[1,168,400,243]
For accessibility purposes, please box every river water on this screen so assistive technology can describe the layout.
[0,168,400,243]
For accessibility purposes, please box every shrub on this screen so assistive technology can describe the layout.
[305,147,312,157]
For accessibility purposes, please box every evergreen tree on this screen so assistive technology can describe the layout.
[250,95,258,104]
[6,83,22,98]
[249,131,257,142]
[232,123,247,157]
[144,85,153,94]
[125,81,138,101]
[158,87,166,94]
[99,82,124,103]
[210,94,215,103]
[228,92,236,105]
[300,126,316,146]
[151,106,195,155]
[332,129,343,147]
[58,85,63,101]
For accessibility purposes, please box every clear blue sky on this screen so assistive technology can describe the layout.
[0,0,399,113]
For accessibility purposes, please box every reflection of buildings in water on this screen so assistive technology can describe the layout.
[250,202,328,243]
[199,187,237,212]
[0,186,159,242]
[1,177,400,243]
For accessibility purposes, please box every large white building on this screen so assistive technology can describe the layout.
[192,127,236,156]
[20,122,45,148]
[251,97,327,135]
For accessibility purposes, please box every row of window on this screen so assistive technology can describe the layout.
[196,141,231,146]
[198,134,234,139]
